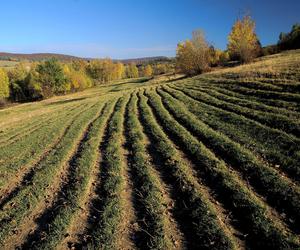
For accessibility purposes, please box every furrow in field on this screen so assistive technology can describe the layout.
[0,101,89,176]
[171,85,300,138]
[178,81,300,112]
[0,102,82,147]
[143,88,300,249]
[0,102,94,205]
[56,100,117,250]
[138,90,239,250]
[125,92,186,249]
[156,87,300,232]
[119,97,138,250]
[83,96,137,249]
[0,100,103,248]
[188,78,300,103]
[163,85,300,185]
[20,100,115,249]
[201,83,300,114]
[187,85,300,119]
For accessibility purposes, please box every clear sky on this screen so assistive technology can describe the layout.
[0,0,299,59]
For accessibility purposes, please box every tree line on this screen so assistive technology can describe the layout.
[0,58,173,104]
[176,15,300,75]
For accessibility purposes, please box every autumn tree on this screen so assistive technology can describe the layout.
[115,62,125,79]
[126,63,139,78]
[228,15,261,63]
[176,30,210,75]
[219,51,230,65]
[0,69,9,99]
[64,65,92,91]
[87,59,124,83]
[209,46,223,66]
[143,65,153,77]
[7,63,30,101]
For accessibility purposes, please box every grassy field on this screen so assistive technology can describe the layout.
[0,50,300,249]
[0,60,19,69]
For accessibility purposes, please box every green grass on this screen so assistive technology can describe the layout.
[125,92,173,250]
[144,88,299,249]
[89,96,129,249]
[138,90,237,250]
[24,101,116,249]
[163,85,300,184]
[0,99,103,245]
[0,50,300,249]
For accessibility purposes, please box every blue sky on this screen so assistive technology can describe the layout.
[0,0,299,59]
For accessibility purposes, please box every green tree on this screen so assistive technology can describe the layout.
[227,15,261,63]
[278,23,300,50]
[35,58,67,97]
[8,63,29,101]
[0,69,9,99]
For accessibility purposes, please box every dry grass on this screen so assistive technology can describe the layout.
[205,49,300,83]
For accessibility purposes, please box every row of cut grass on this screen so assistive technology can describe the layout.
[26,100,116,249]
[157,88,300,230]
[138,90,237,250]
[0,103,83,148]
[0,99,104,245]
[0,102,93,190]
[163,85,300,184]
[0,100,83,144]
[180,79,300,111]
[187,85,300,119]
[172,85,300,138]
[199,75,300,95]
[200,79,300,103]
[89,96,130,249]
[144,88,299,249]
[125,92,173,249]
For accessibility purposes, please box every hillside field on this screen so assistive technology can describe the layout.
[0,50,300,249]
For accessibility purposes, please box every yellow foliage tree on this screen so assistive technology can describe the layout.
[228,15,261,63]
[64,64,92,91]
[115,62,125,79]
[143,65,153,77]
[0,69,10,99]
[126,63,139,78]
[176,30,210,75]
[87,59,124,83]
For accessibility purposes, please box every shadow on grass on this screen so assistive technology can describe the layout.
[45,97,87,106]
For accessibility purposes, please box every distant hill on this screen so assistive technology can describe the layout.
[0,52,172,64]
[117,56,172,65]
[0,52,82,62]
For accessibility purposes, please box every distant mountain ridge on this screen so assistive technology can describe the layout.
[0,52,81,61]
[0,52,171,64]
